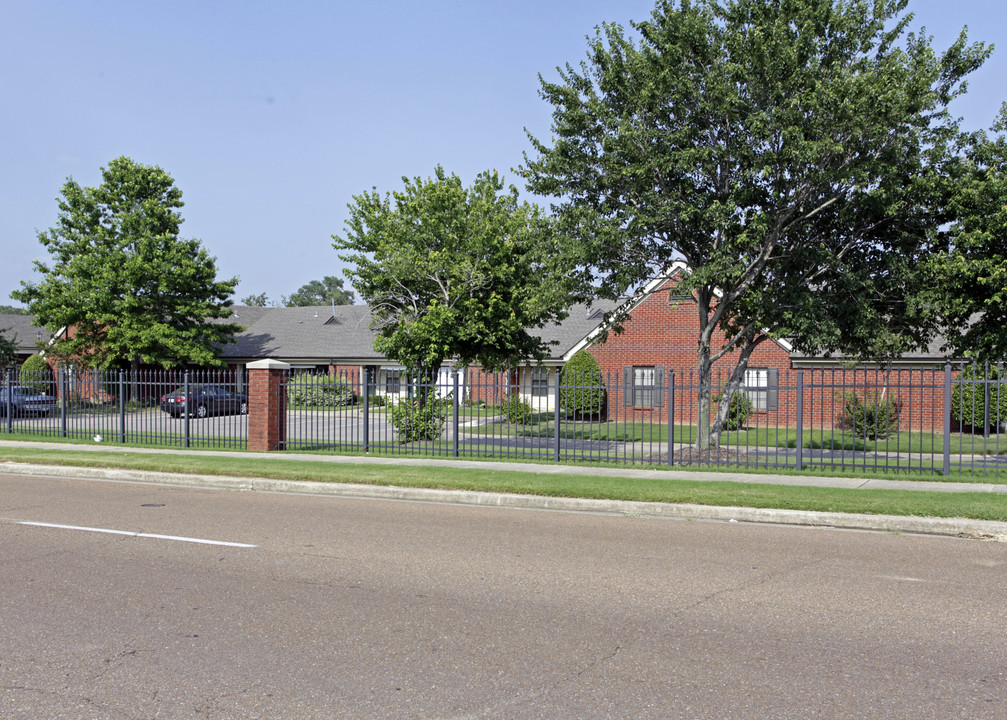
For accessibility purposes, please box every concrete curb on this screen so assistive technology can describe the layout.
[5,461,1007,541]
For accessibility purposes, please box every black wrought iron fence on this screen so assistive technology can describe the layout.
[280,363,1007,479]
[6,360,1007,479]
[2,367,247,449]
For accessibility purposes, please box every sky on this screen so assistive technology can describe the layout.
[2,0,1005,308]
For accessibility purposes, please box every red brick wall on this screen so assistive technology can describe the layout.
[247,366,286,451]
[583,277,950,431]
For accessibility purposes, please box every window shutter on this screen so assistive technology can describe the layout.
[623,366,633,406]
[767,367,779,412]
[653,366,665,407]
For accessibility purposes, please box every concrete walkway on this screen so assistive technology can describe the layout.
[3,439,1007,540]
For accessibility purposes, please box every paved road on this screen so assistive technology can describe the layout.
[2,471,1006,719]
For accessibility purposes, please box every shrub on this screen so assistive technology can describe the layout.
[19,354,52,393]
[951,363,1007,432]
[390,390,446,442]
[560,351,606,419]
[288,374,356,408]
[839,391,900,440]
[713,388,752,431]
[501,392,534,424]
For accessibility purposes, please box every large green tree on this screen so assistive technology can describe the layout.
[334,166,572,385]
[284,276,355,307]
[921,109,1007,360]
[12,156,239,370]
[523,0,989,448]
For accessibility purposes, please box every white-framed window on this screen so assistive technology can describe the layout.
[623,366,665,408]
[744,368,778,411]
[530,367,550,397]
[384,370,402,394]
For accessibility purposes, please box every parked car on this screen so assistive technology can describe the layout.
[159,385,248,418]
[0,385,58,417]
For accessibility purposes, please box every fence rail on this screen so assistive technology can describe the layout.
[2,367,247,449]
[5,362,1007,479]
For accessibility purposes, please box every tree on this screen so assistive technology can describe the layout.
[0,329,16,369]
[920,109,1007,360]
[0,305,28,315]
[240,292,270,307]
[523,0,989,448]
[334,166,573,387]
[284,276,355,307]
[12,156,240,370]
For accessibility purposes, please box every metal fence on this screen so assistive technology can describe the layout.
[6,361,1007,479]
[281,363,1007,479]
[2,367,247,449]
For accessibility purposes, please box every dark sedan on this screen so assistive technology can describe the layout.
[160,385,248,418]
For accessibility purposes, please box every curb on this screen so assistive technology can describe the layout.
[5,461,1007,541]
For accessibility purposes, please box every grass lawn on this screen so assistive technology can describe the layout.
[2,443,1007,522]
[469,418,1007,456]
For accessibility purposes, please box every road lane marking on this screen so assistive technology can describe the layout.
[18,521,257,548]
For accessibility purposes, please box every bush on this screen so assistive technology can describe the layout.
[390,390,446,442]
[288,374,356,407]
[839,391,900,440]
[19,354,52,393]
[501,392,534,424]
[951,363,1007,432]
[560,351,606,419]
[713,388,752,431]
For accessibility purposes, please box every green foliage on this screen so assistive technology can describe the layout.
[284,276,355,307]
[501,392,534,424]
[922,110,1007,361]
[951,364,1007,430]
[240,293,270,307]
[560,351,606,419]
[523,0,990,447]
[839,392,900,440]
[389,390,446,442]
[288,374,356,408]
[0,329,16,368]
[12,156,240,369]
[334,166,574,379]
[0,305,28,315]
[19,354,51,392]
[713,389,752,431]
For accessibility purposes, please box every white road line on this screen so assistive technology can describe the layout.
[18,521,257,548]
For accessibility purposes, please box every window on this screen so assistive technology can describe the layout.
[744,368,779,412]
[530,367,550,397]
[623,366,665,408]
[384,370,402,394]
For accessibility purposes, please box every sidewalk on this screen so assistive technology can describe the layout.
[3,439,1007,540]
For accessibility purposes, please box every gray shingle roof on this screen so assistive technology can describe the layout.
[217,302,621,364]
[0,314,53,353]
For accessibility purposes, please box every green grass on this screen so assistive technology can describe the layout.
[467,418,1007,455]
[2,443,1007,521]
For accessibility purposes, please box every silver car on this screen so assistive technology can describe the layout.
[0,385,58,417]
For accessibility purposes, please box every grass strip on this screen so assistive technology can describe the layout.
[2,446,1007,522]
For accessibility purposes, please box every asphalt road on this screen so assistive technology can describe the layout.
[2,471,1006,719]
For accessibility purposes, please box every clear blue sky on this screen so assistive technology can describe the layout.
[2,0,1004,308]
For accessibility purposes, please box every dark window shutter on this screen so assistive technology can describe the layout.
[767,368,779,412]
[623,366,633,406]
[653,366,665,407]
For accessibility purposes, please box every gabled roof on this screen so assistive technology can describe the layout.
[220,305,384,362]
[0,314,54,353]
[217,302,621,364]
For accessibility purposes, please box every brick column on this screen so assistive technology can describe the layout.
[247,359,290,452]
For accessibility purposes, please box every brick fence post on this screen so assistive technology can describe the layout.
[247,359,290,452]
